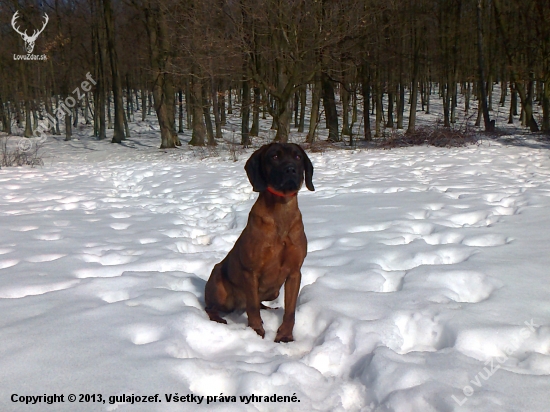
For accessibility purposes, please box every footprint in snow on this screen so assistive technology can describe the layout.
[405,269,502,304]
[307,238,335,253]
[390,311,452,354]
[78,253,138,266]
[0,259,19,269]
[376,247,475,271]
[0,280,80,299]
[462,234,510,247]
[124,324,164,345]
[9,225,38,232]
[33,232,63,241]
[25,254,66,263]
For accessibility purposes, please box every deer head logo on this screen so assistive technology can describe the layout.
[12,11,49,54]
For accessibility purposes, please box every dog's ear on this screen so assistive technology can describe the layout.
[245,145,270,192]
[297,145,314,191]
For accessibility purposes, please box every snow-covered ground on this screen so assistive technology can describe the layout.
[1,90,550,411]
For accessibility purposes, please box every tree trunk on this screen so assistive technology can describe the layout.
[185,78,192,129]
[64,111,72,141]
[306,75,321,143]
[189,74,206,146]
[465,82,471,114]
[107,90,113,129]
[420,81,425,111]
[24,100,33,138]
[542,77,550,132]
[97,90,106,139]
[84,93,91,125]
[32,99,39,131]
[227,86,233,114]
[293,92,299,128]
[163,77,177,142]
[211,79,223,140]
[352,90,358,124]
[241,76,251,146]
[443,83,451,127]
[123,107,130,138]
[451,83,457,124]
[145,0,180,148]
[5,100,13,134]
[499,80,507,107]
[509,83,517,124]
[250,85,260,136]
[270,98,278,130]
[475,87,483,127]
[487,75,493,111]
[361,66,372,141]
[407,51,419,134]
[396,82,404,128]
[274,99,291,143]
[273,59,293,143]
[0,96,6,133]
[520,76,539,132]
[219,82,226,125]
[298,86,306,133]
[202,83,215,145]
[426,81,431,114]
[322,72,339,141]
[493,0,537,131]
[14,98,21,128]
[178,89,184,132]
[126,74,132,121]
[102,0,126,143]
[20,62,33,138]
[54,95,61,135]
[141,87,147,121]
[135,88,140,112]
[386,90,394,128]
[375,82,382,137]
[476,0,494,132]
[0,98,10,134]
[342,84,351,135]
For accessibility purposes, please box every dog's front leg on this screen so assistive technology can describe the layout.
[275,271,301,342]
[244,272,265,338]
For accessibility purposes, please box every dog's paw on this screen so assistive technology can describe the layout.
[274,332,294,343]
[253,326,265,338]
[249,323,265,338]
[206,310,228,324]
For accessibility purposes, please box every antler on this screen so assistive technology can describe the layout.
[11,11,49,41]
[28,13,49,41]
[11,10,28,38]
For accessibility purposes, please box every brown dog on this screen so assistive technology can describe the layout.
[205,143,314,342]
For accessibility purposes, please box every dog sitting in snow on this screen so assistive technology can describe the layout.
[205,143,314,342]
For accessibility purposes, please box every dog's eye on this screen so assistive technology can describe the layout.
[295,155,301,160]
[272,154,278,160]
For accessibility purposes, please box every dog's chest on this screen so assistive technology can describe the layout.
[259,229,305,276]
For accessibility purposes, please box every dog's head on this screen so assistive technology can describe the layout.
[245,143,314,195]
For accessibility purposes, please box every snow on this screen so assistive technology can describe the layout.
[1,99,550,411]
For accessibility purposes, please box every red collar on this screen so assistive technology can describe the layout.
[266,187,297,198]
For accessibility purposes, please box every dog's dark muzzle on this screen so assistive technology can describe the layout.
[276,163,302,191]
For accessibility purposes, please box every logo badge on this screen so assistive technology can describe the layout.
[12,11,49,55]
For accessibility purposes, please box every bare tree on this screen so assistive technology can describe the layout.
[102,0,126,142]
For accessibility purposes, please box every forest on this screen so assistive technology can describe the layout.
[2,2,550,409]
[0,0,549,149]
